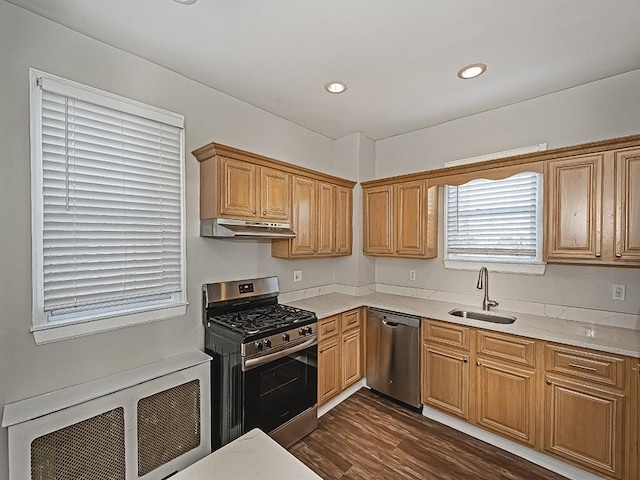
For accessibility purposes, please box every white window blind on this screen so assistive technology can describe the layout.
[32,70,185,329]
[445,172,542,261]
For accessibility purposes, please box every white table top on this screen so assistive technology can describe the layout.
[172,429,322,480]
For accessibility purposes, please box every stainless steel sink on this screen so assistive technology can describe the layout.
[448,308,516,324]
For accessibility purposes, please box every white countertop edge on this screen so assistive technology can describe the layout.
[284,293,640,359]
[2,350,212,427]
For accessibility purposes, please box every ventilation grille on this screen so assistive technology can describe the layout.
[30,407,125,480]
[137,380,201,477]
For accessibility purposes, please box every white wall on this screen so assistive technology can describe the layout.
[0,4,347,479]
[375,70,640,316]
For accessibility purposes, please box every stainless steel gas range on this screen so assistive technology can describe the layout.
[203,277,318,450]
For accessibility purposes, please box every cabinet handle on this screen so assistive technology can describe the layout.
[595,253,601,258]
[313,249,317,253]
[568,363,597,372]
[262,211,266,215]
[476,361,481,366]
[396,249,399,253]
[252,210,256,214]
[463,358,468,363]
[615,253,622,258]
[546,380,552,385]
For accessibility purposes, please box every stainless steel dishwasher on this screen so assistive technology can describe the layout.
[366,308,421,408]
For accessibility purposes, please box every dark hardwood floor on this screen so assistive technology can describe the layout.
[289,389,567,480]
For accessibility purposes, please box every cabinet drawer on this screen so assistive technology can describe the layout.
[544,343,626,389]
[423,319,470,351]
[477,330,537,368]
[319,315,340,342]
[341,309,361,332]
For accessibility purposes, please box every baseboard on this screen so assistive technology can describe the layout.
[422,406,603,480]
[318,379,367,418]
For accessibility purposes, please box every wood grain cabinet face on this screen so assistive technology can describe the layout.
[396,180,426,256]
[544,376,625,479]
[544,154,603,262]
[341,329,362,390]
[259,167,290,221]
[422,344,470,420]
[614,149,640,264]
[335,186,352,255]
[317,182,336,255]
[363,185,394,255]
[318,338,340,405]
[291,176,318,256]
[475,358,537,447]
[220,157,257,218]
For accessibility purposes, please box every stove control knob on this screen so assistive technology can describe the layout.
[299,327,307,336]
[282,333,290,342]
[305,326,313,335]
[254,341,263,351]
[264,339,272,348]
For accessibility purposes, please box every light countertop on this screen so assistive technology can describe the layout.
[172,429,321,480]
[284,292,640,358]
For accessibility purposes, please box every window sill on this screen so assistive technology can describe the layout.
[444,259,546,275]
[31,302,188,345]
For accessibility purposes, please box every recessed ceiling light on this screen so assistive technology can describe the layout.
[173,0,199,4]
[324,82,347,94]
[457,63,487,80]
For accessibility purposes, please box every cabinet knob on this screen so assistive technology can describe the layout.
[313,249,317,253]
[331,248,335,252]
[476,361,481,366]
[546,380,552,385]
[396,249,399,253]
[262,211,266,215]
[252,210,256,214]
[595,253,601,258]
[463,358,468,363]
[615,253,622,258]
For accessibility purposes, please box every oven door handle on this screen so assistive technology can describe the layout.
[242,335,318,371]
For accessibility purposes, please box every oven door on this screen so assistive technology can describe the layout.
[243,338,318,435]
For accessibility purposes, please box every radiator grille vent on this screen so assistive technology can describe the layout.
[30,407,125,480]
[137,379,201,476]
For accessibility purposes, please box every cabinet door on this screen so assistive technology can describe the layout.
[342,330,362,390]
[219,157,257,218]
[259,167,290,221]
[291,176,317,256]
[545,155,603,262]
[544,375,625,479]
[475,358,537,447]
[363,185,394,255]
[317,182,335,255]
[335,186,352,255]
[396,180,426,256]
[422,344,470,420]
[614,149,640,264]
[318,338,340,405]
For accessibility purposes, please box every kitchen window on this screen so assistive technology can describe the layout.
[29,69,187,344]
[443,145,546,275]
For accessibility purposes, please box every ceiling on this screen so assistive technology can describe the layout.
[8,0,640,140]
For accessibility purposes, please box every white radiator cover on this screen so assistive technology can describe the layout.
[3,351,211,480]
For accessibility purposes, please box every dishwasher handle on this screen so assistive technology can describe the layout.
[382,319,399,327]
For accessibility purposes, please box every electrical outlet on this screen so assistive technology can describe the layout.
[293,270,303,283]
[612,284,625,301]
[409,269,416,281]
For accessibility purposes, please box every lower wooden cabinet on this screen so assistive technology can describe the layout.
[422,343,470,420]
[544,375,625,479]
[318,337,340,405]
[422,319,635,479]
[475,358,537,447]
[318,308,364,405]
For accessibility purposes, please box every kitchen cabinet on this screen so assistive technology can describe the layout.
[474,330,539,448]
[204,156,291,222]
[317,308,364,406]
[422,320,470,420]
[544,147,640,267]
[630,362,640,480]
[272,178,354,258]
[543,343,628,479]
[363,180,438,258]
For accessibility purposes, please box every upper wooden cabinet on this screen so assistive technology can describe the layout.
[363,180,438,258]
[272,177,353,258]
[193,142,355,255]
[545,147,640,267]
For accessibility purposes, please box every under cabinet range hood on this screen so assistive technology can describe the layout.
[200,218,296,239]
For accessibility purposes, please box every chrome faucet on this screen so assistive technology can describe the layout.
[476,266,498,311]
